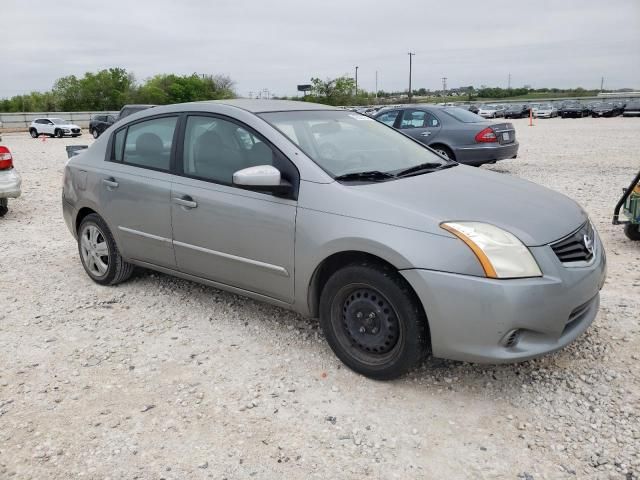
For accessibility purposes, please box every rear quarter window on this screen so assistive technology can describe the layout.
[442,108,485,123]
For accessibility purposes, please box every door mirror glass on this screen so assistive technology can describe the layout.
[233,165,292,195]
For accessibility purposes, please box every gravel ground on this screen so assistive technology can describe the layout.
[0,117,639,480]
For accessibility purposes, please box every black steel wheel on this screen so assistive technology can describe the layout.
[55,129,63,138]
[319,262,429,380]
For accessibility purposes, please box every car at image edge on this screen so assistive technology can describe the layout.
[0,146,22,216]
[62,99,607,380]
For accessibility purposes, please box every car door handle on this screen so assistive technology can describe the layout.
[102,178,119,189]
[420,131,432,137]
[173,196,198,209]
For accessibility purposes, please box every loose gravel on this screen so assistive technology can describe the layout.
[0,116,638,479]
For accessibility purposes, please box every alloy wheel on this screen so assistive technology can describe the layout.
[80,224,110,277]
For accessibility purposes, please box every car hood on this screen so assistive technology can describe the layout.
[307,166,587,246]
[56,123,80,128]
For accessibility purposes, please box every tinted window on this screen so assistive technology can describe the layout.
[113,129,126,162]
[442,108,485,123]
[95,115,106,122]
[400,110,440,128]
[182,116,274,185]
[122,116,177,170]
[376,110,399,126]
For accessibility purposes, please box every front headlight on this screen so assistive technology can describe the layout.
[441,221,542,279]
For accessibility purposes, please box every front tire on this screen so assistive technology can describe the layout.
[30,129,39,138]
[78,213,135,285]
[624,223,640,241]
[55,129,63,138]
[319,262,429,380]
[92,129,99,139]
[0,198,8,217]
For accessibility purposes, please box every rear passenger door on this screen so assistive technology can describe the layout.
[96,115,179,269]
[398,109,442,144]
[170,114,297,302]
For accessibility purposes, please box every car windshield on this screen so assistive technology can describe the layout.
[441,107,484,123]
[259,110,451,178]
[50,118,67,124]
[539,104,552,109]
[508,105,522,110]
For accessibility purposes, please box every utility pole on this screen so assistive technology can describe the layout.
[355,66,359,97]
[508,73,511,90]
[375,71,378,101]
[408,52,415,102]
[441,77,447,99]
[248,91,253,99]
[600,76,604,92]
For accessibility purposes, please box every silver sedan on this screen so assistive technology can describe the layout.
[62,100,606,379]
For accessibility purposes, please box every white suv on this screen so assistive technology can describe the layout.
[29,118,82,138]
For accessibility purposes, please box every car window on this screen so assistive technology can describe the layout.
[376,110,400,126]
[121,116,177,171]
[113,129,126,162]
[442,108,485,123]
[182,115,275,185]
[107,115,116,123]
[400,110,440,128]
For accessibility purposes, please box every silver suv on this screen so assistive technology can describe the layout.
[62,100,606,379]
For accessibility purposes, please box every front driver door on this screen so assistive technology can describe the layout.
[170,114,297,303]
[398,109,442,145]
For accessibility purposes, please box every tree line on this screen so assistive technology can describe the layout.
[0,68,236,112]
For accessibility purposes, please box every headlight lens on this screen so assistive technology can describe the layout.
[441,221,542,279]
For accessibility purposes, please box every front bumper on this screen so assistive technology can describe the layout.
[0,168,22,198]
[453,141,519,166]
[401,232,607,363]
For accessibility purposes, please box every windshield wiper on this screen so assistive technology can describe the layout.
[395,162,456,178]
[334,170,395,182]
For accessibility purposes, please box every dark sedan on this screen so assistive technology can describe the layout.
[622,101,640,117]
[89,114,116,139]
[374,105,518,166]
[560,103,590,118]
[503,104,530,119]
[591,102,624,118]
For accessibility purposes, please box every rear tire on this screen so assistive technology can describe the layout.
[77,213,135,285]
[29,128,39,138]
[624,223,640,241]
[0,198,8,217]
[319,262,429,380]
[92,129,99,139]
[431,145,455,161]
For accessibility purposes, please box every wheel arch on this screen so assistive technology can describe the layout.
[428,142,455,160]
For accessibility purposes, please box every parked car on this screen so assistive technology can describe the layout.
[622,100,640,117]
[503,104,530,119]
[591,102,623,118]
[534,104,559,118]
[89,114,117,139]
[560,103,590,118]
[0,146,22,216]
[62,99,606,379]
[477,105,505,119]
[29,118,82,138]
[117,104,156,121]
[374,105,518,166]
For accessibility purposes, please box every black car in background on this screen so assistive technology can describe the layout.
[117,104,156,120]
[622,101,640,117]
[560,103,590,118]
[88,114,116,139]
[591,102,624,118]
[504,104,530,119]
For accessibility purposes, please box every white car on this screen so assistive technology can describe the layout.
[477,105,504,118]
[29,118,82,138]
[0,146,21,217]
[534,104,559,118]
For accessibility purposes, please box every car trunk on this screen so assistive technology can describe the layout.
[489,122,516,144]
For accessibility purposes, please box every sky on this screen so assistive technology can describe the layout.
[1,0,639,98]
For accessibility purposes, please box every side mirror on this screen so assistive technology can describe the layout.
[232,165,292,196]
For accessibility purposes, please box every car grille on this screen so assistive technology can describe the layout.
[550,222,595,264]
[71,128,80,133]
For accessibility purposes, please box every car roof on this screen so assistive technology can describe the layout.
[194,99,339,113]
